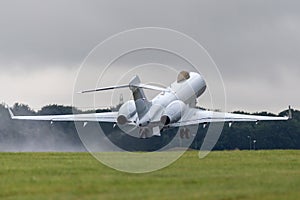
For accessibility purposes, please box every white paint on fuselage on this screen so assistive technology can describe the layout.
[137,72,206,127]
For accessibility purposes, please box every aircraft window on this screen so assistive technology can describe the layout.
[177,71,190,83]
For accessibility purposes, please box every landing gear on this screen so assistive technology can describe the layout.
[138,126,161,138]
[179,127,190,139]
[139,128,150,138]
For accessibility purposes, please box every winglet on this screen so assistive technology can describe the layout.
[5,104,15,119]
[288,105,292,119]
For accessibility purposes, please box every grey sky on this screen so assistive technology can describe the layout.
[0,0,299,112]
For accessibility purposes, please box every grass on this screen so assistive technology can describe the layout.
[0,150,299,200]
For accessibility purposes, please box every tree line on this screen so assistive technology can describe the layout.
[0,103,299,151]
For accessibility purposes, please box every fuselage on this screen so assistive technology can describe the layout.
[117,71,206,129]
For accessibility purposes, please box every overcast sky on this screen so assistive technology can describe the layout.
[0,0,299,113]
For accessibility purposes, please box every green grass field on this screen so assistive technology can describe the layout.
[0,150,299,200]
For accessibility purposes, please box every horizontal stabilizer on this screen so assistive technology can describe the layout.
[79,83,170,94]
[132,83,170,92]
[79,84,129,93]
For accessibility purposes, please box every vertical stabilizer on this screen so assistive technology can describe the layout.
[129,76,151,119]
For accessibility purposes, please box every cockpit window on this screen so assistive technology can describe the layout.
[177,71,190,83]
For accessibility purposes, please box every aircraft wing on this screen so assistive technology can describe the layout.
[7,107,118,122]
[170,108,289,127]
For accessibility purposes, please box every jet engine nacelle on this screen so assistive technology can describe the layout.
[160,100,186,125]
[117,100,136,125]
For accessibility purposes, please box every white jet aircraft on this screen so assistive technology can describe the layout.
[7,71,291,138]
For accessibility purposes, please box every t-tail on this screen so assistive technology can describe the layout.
[78,75,170,121]
[128,75,151,119]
